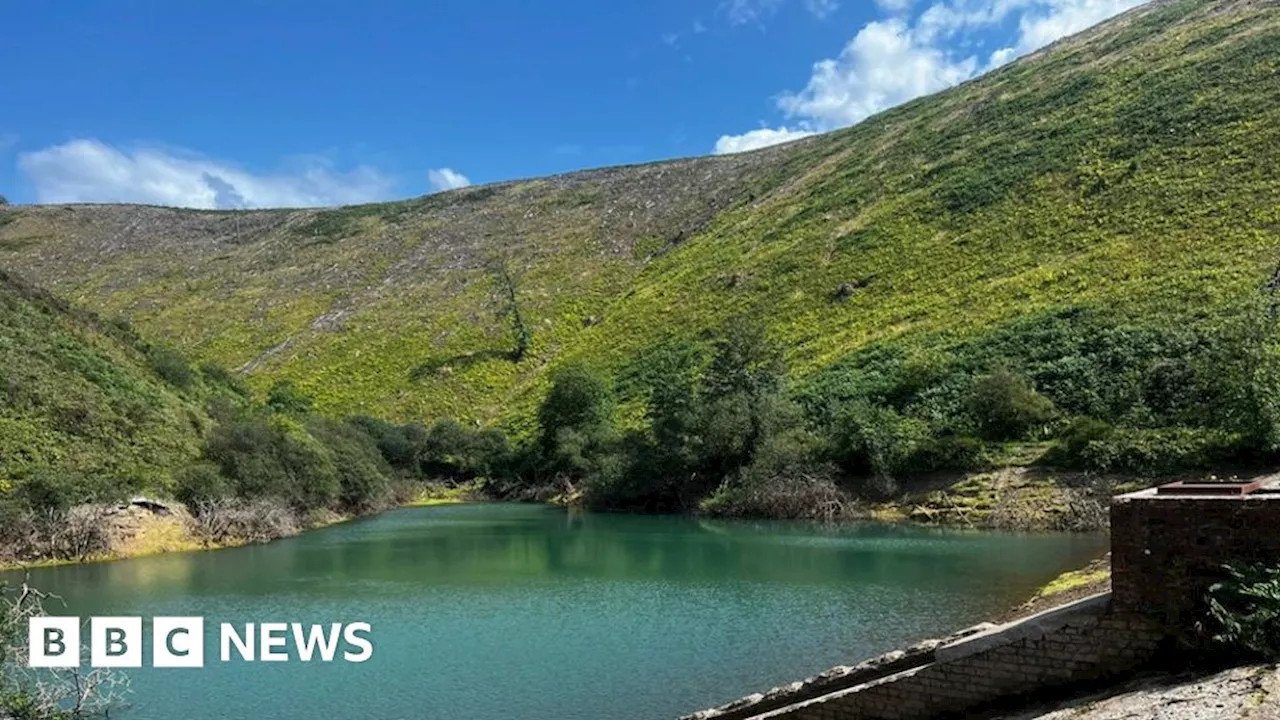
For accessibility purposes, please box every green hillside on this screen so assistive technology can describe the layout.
[2,0,1278,481]
[0,267,456,563]
[6,0,1276,435]
[0,269,210,498]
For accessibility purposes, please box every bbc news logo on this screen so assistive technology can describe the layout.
[28,617,373,668]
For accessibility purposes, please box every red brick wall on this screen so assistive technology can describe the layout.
[1111,493,1280,626]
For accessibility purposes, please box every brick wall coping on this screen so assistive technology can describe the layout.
[682,624,995,720]
[935,591,1111,662]
[685,592,1115,720]
[1116,479,1280,502]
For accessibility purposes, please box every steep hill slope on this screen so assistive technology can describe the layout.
[0,269,209,496]
[2,0,1278,432]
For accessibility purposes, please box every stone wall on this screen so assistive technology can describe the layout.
[1111,488,1280,627]
[712,595,1161,720]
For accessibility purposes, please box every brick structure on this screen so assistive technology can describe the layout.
[1111,486,1280,626]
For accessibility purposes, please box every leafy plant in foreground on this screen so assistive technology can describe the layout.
[1206,562,1280,659]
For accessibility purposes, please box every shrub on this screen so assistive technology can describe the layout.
[828,404,930,497]
[148,346,195,389]
[265,379,314,415]
[174,463,230,510]
[200,362,250,398]
[967,367,1057,441]
[202,415,342,511]
[348,416,427,471]
[1205,562,1280,660]
[909,433,988,473]
[1067,426,1239,476]
[422,419,474,477]
[307,418,393,512]
[700,429,846,520]
[1048,416,1115,467]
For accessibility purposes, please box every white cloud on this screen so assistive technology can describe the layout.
[724,0,784,25]
[714,0,1148,152]
[17,139,393,209]
[804,0,840,19]
[779,19,979,129]
[875,0,917,13]
[1015,0,1147,53]
[713,126,816,155]
[427,168,471,192]
[723,0,838,24]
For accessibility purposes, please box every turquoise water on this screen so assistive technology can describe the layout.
[5,504,1107,720]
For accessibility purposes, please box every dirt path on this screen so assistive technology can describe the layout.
[999,664,1280,719]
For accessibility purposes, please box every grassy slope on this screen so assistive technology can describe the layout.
[0,270,206,493]
[1,0,1277,435]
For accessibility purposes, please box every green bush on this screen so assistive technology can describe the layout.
[266,379,314,415]
[307,418,393,512]
[174,463,231,510]
[200,361,251,398]
[966,367,1057,441]
[201,415,342,511]
[828,404,929,497]
[348,415,425,471]
[1206,562,1280,660]
[148,346,195,389]
[1067,426,1240,476]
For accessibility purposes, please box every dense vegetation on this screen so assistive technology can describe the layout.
[0,269,497,562]
[481,297,1280,517]
[4,0,1280,534]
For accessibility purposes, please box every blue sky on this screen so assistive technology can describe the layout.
[0,0,1145,208]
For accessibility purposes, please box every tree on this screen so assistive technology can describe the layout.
[490,257,532,361]
[537,363,617,480]
[697,316,792,479]
[0,194,9,206]
[538,363,614,451]
[702,316,785,401]
[1,580,128,717]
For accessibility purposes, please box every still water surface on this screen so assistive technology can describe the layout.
[7,504,1107,720]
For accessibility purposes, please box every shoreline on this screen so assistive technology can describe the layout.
[2,463,1167,573]
[0,490,475,574]
[1,466,1142,574]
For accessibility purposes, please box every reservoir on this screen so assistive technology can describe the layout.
[5,504,1107,720]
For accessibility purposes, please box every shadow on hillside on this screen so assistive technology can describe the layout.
[410,349,515,381]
